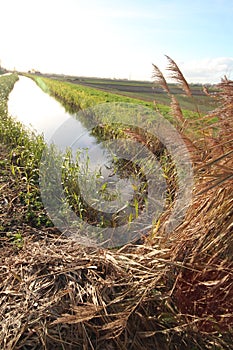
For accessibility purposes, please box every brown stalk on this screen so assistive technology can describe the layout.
[165,55,192,97]
[152,63,170,94]
[170,94,185,124]
[152,62,185,124]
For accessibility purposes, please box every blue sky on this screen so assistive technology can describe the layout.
[1,0,233,83]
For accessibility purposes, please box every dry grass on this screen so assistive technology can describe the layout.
[0,238,170,349]
[0,61,232,349]
[153,57,233,338]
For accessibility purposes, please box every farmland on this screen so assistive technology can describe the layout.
[33,71,218,113]
[0,70,232,349]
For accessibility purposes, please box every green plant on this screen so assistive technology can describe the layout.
[7,231,24,248]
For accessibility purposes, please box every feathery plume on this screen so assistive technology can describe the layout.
[165,55,192,97]
[202,85,210,96]
[152,63,170,94]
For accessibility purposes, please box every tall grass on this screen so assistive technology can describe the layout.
[0,74,53,229]
[153,56,233,338]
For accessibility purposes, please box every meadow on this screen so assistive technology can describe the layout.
[0,59,232,349]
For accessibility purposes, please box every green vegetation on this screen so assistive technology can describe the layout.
[1,75,173,244]
[27,76,180,241]
[0,64,232,349]
[28,74,218,133]
[0,73,18,112]
[32,72,217,113]
[0,74,53,233]
[29,74,154,110]
[0,64,7,75]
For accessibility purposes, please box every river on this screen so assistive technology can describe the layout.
[6,76,170,246]
[8,76,90,142]
[7,75,135,216]
[8,76,114,167]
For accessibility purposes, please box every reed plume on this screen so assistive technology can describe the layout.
[152,63,170,94]
[165,55,192,97]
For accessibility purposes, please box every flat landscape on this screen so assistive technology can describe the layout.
[37,72,218,113]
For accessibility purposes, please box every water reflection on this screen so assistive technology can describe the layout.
[8,76,72,141]
[8,75,114,174]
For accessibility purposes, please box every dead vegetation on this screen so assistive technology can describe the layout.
[0,58,232,349]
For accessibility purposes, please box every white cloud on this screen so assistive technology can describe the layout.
[179,57,233,84]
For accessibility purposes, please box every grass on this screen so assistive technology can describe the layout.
[35,72,218,113]
[0,75,53,233]
[28,74,155,110]
[0,63,232,349]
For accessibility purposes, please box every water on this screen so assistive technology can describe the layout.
[7,76,135,211]
[8,76,109,168]
[8,76,79,141]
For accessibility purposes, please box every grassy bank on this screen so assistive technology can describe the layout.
[0,74,54,236]
[0,70,232,349]
[29,74,155,110]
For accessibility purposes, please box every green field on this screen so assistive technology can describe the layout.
[30,72,218,113]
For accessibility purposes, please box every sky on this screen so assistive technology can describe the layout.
[0,0,233,83]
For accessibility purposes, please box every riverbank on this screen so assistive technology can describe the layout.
[1,139,232,349]
[0,142,58,251]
